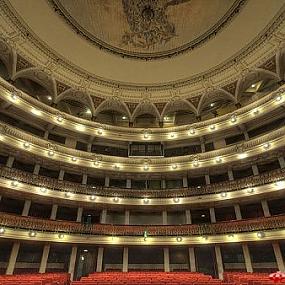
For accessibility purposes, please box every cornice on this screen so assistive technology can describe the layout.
[0,0,284,100]
[1,79,285,142]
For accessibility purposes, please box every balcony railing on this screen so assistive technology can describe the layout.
[0,165,284,198]
[0,212,284,236]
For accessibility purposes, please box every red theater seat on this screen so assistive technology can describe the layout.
[71,272,278,285]
[0,273,70,285]
[71,272,220,285]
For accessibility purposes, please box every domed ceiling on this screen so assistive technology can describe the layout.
[0,0,284,102]
[49,0,243,59]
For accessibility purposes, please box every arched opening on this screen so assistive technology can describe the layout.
[163,110,196,127]
[238,75,280,106]
[133,113,159,128]
[13,77,53,105]
[57,99,92,120]
[94,110,129,127]
[200,98,236,121]
[0,59,9,80]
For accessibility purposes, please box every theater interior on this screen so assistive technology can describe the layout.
[0,0,285,284]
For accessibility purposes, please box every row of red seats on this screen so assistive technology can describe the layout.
[71,272,224,285]
[224,272,283,285]
[0,273,70,285]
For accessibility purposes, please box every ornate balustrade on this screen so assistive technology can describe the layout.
[0,212,284,236]
[1,76,284,142]
[1,119,285,173]
[0,166,284,198]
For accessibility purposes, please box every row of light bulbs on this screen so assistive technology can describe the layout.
[11,92,284,140]
[0,226,267,242]
[20,139,274,171]
[9,178,285,205]
[0,227,65,239]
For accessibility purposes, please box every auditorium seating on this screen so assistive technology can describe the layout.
[0,273,70,285]
[71,272,283,285]
[224,272,284,285]
[71,272,228,285]
[0,272,281,285]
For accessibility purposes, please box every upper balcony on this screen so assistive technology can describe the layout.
[0,34,285,143]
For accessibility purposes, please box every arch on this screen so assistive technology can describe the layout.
[131,102,161,122]
[56,89,95,114]
[0,39,14,79]
[94,98,131,118]
[161,98,198,118]
[235,68,280,101]
[197,89,236,115]
[12,67,57,100]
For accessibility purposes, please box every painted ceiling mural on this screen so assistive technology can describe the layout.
[49,0,246,59]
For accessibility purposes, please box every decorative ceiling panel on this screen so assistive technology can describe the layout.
[49,0,245,60]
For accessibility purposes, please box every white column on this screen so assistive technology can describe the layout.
[123,247,128,272]
[87,144,92,152]
[50,204,58,220]
[22,200,31,216]
[58,169,65,181]
[185,210,192,224]
[161,180,166,189]
[210,208,216,223]
[44,130,49,139]
[68,246,78,281]
[162,211,168,225]
[82,174,87,185]
[252,165,259,176]
[242,244,253,273]
[125,210,130,225]
[39,244,50,273]
[205,174,210,185]
[215,245,224,280]
[261,200,271,217]
[105,177,110,187]
[182,177,188,188]
[278,157,285,169]
[272,242,285,272]
[164,248,170,272]
[76,207,83,222]
[33,164,40,175]
[6,156,14,168]
[244,131,249,141]
[201,143,206,153]
[234,204,242,220]
[126,179,131,189]
[189,247,196,272]
[96,247,104,272]
[228,170,234,181]
[6,242,20,274]
[101,209,107,224]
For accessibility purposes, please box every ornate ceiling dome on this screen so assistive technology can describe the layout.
[0,0,284,102]
[49,0,244,60]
